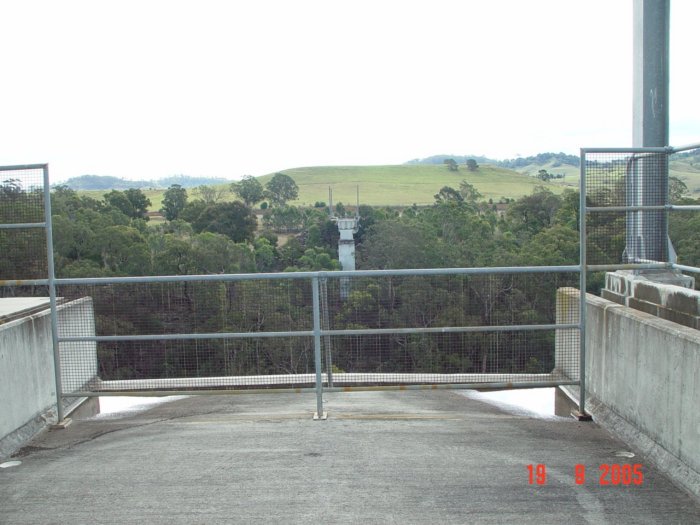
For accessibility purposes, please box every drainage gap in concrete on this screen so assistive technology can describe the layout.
[460,387,562,419]
[96,396,190,418]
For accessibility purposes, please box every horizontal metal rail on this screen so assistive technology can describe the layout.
[586,205,700,213]
[320,323,578,337]
[70,380,578,398]
[672,263,700,274]
[670,142,700,154]
[0,222,46,229]
[59,330,315,342]
[586,263,669,272]
[581,146,671,154]
[0,163,48,171]
[58,323,580,344]
[0,264,582,287]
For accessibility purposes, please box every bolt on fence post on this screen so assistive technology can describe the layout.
[311,276,327,420]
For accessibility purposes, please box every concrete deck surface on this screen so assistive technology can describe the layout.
[1,390,699,524]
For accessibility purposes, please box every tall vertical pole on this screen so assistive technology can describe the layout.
[43,165,66,424]
[576,151,590,420]
[311,277,326,419]
[633,0,669,149]
[631,0,670,264]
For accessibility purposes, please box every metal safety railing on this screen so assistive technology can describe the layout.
[2,145,697,421]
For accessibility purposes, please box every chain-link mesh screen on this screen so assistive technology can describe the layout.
[56,279,315,393]
[584,152,668,265]
[55,271,580,394]
[0,167,48,280]
[322,272,579,386]
[325,273,578,329]
[669,147,700,282]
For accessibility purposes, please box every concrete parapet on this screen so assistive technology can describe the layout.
[0,297,96,459]
[557,287,700,497]
[602,271,699,330]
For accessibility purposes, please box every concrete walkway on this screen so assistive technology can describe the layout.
[1,391,699,524]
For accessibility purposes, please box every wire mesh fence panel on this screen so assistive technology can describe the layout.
[56,279,313,337]
[584,151,669,265]
[669,147,700,286]
[61,336,317,394]
[0,167,48,281]
[324,272,579,330]
[55,278,318,394]
[319,272,580,387]
[326,329,578,386]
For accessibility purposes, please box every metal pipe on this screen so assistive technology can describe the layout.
[670,142,700,154]
[588,205,700,212]
[70,379,579,398]
[586,263,669,272]
[58,323,580,344]
[0,163,49,171]
[671,263,700,274]
[59,330,314,343]
[48,264,582,287]
[580,146,669,154]
[0,222,47,229]
[578,149,588,418]
[43,165,65,424]
[320,323,579,338]
[311,277,325,418]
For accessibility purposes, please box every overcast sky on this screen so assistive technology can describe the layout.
[1,0,698,183]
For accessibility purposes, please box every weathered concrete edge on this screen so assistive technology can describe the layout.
[562,384,700,502]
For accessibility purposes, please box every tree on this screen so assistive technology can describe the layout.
[191,201,257,243]
[196,184,226,204]
[265,173,299,206]
[466,159,479,171]
[443,158,459,172]
[669,176,689,203]
[458,180,482,205]
[160,184,188,221]
[104,189,151,220]
[232,176,265,206]
[537,169,552,181]
[434,186,464,204]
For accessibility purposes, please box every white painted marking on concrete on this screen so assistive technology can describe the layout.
[0,460,22,468]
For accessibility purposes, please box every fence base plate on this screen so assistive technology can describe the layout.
[50,418,73,429]
[313,412,328,421]
[571,411,593,422]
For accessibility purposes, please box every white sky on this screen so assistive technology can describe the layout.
[1,0,698,183]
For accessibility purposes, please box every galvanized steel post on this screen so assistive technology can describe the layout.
[577,151,591,421]
[43,165,67,425]
[311,277,326,419]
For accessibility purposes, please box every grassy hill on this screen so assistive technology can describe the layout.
[78,164,568,210]
[260,164,567,207]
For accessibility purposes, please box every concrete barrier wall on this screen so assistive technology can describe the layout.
[557,288,700,485]
[0,298,96,458]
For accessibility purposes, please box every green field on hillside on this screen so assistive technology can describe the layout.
[78,164,567,210]
[259,164,566,207]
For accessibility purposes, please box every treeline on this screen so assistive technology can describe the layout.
[59,174,228,191]
[407,152,581,169]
